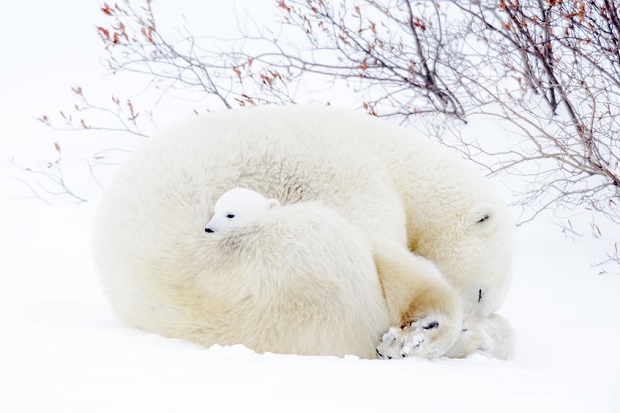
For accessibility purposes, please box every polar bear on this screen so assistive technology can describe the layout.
[203,188,463,358]
[94,105,514,359]
[204,188,280,234]
[96,185,461,358]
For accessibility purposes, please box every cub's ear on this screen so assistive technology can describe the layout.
[469,204,497,234]
[266,198,280,210]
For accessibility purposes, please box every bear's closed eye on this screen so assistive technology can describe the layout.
[227,214,235,219]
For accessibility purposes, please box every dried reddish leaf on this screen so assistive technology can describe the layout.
[277,0,291,13]
[101,3,113,16]
[141,26,155,43]
[97,27,110,39]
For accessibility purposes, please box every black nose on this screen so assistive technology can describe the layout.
[205,228,214,233]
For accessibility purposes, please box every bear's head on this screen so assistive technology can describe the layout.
[205,188,280,234]
[417,200,515,319]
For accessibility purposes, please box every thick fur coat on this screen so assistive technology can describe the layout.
[94,105,514,359]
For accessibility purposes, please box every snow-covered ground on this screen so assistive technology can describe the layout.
[1,1,619,412]
[1,194,619,412]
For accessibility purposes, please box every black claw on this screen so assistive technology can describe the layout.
[423,321,439,330]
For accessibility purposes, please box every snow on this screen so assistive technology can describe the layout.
[1,197,618,412]
[1,1,619,412]
[3,200,617,412]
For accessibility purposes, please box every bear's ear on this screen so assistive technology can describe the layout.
[468,204,497,234]
[266,198,280,210]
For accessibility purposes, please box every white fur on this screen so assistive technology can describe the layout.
[205,188,280,234]
[94,105,515,359]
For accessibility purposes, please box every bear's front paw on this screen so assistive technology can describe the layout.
[376,327,426,360]
[376,314,458,360]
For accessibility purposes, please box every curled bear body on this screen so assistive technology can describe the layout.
[94,105,514,358]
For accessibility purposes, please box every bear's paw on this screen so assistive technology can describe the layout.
[376,313,457,359]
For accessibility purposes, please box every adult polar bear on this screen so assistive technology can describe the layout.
[94,105,514,359]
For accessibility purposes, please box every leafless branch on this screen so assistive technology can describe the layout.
[34,0,619,266]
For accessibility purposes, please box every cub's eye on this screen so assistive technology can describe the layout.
[478,214,490,223]
[226,214,235,219]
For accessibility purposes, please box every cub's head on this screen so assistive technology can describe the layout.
[205,188,280,234]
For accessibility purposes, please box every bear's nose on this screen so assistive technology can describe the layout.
[204,227,214,233]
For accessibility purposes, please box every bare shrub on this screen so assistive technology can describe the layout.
[40,0,619,264]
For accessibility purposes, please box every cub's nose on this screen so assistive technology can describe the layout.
[204,227,214,233]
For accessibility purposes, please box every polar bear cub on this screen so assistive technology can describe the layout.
[205,188,280,234]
